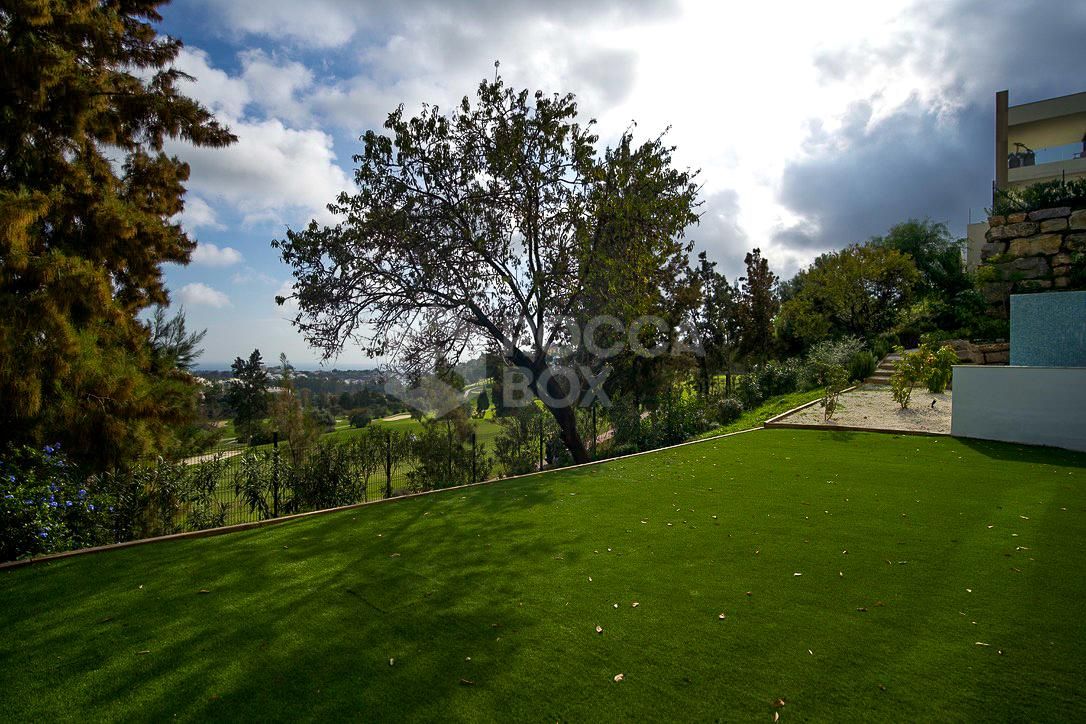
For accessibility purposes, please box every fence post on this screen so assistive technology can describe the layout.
[471,431,477,483]
[384,430,392,499]
[272,430,280,518]
[447,423,453,486]
[591,403,597,460]
[538,414,544,470]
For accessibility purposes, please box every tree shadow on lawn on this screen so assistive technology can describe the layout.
[0,474,596,720]
[955,436,1086,470]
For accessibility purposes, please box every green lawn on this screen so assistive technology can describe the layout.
[2,430,1083,721]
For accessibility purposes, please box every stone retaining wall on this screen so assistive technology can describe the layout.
[980,206,1086,316]
[945,339,1009,365]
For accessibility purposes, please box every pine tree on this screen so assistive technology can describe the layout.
[0,1,235,467]
[226,350,269,444]
[737,248,780,363]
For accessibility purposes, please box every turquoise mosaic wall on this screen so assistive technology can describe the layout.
[1010,291,1086,367]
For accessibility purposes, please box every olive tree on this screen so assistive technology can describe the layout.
[275,75,699,463]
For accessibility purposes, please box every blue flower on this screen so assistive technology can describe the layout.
[39,531,48,538]
[49,501,58,508]
[44,445,54,455]
[6,475,14,483]
[3,494,12,499]
[66,501,72,507]
[78,489,87,497]
[88,504,95,511]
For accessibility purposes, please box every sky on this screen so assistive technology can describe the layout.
[155,0,1086,369]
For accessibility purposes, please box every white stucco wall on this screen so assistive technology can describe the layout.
[951,365,1086,452]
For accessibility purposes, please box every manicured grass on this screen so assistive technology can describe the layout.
[2,430,1084,721]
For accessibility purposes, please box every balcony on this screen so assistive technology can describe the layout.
[1007,140,1086,186]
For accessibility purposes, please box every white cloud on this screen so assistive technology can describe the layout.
[171,118,351,227]
[174,47,251,118]
[232,267,278,285]
[179,282,232,308]
[173,195,223,233]
[240,49,314,124]
[191,242,244,267]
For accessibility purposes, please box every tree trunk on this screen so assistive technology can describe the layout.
[548,402,589,464]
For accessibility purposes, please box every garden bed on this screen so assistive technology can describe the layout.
[767,386,952,434]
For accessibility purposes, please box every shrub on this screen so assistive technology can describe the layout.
[990,177,1086,216]
[738,359,803,408]
[848,350,876,382]
[736,374,763,409]
[872,337,891,361]
[114,455,229,537]
[349,410,372,428]
[408,417,491,491]
[645,390,711,447]
[803,337,864,387]
[309,407,336,433]
[925,344,958,393]
[609,395,646,449]
[712,396,744,425]
[0,444,114,562]
[494,407,541,476]
[889,346,927,409]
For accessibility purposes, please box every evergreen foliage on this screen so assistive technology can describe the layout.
[0,0,235,467]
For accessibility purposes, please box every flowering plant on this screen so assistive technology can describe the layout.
[0,444,114,561]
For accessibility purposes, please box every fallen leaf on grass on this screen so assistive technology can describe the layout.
[389,658,395,666]
[856,607,867,612]
[773,697,786,707]
[595,625,603,634]
[632,602,640,607]
[614,673,624,682]
[136,650,150,655]
[718,613,727,620]
[459,678,475,686]
[773,713,779,722]
[975,642,990,647]
[198,589,210,594]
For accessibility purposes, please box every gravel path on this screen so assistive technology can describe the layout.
[775,386,952,434]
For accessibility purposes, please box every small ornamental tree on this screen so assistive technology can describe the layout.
[889,347,926,409]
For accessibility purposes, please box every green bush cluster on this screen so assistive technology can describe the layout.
[990,177,1086,216]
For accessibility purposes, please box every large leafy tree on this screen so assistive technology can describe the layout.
[0,0,235,467]
[869,219,969,298]
[276,76,699,463]
[777,243,920,348]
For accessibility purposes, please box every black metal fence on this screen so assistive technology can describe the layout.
[133,417,609,540]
